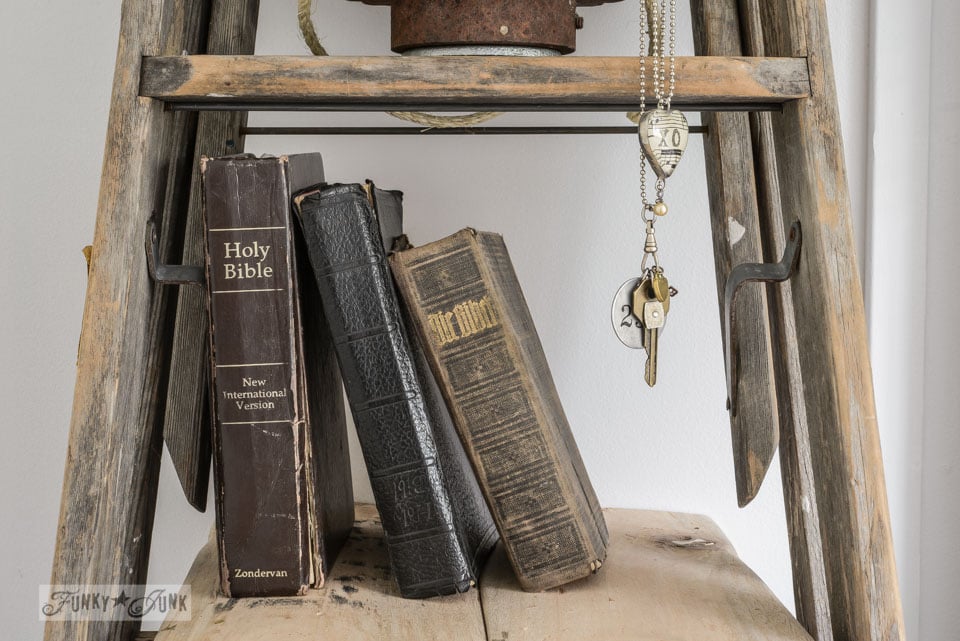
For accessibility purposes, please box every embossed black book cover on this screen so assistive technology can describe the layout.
[294,183,498,598]
[201,154,354,597]
[390,229,609,591]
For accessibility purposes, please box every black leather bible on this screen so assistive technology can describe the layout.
[201,154,354,597]
[293,182,499,598]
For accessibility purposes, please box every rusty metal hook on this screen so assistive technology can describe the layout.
[724,220,801,416]
[145,215,205,286]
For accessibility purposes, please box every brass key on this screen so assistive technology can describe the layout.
[643,298,665,386]
[632,276,666,387]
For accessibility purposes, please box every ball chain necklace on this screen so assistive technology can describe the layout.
[612,0,688,387]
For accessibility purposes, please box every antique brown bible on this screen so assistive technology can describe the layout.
[389,229,608,591]
[201,154,354,597]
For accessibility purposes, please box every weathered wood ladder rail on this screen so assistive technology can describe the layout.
[47,0,903,640]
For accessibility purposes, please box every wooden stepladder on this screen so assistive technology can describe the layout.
[47,1,904,640]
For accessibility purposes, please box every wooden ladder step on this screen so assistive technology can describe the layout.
[152,505,810,641]
[139,55,810,112]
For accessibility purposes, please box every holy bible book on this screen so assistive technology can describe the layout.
[389,229,609,591]
[293,183,498,598]
[201,154,354,597]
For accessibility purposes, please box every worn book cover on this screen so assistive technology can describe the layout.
[201,154,354,597]
[389,228,609,591]
[293,183,499,598]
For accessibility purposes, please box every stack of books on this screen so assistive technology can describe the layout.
[200,153,608,599]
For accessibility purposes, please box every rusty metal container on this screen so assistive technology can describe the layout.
[346,0,623,55]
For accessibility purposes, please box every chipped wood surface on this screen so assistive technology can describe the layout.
[163,0,260,512]
[758,1,905,639]
[690,0,780,508]
[138,55,810,110]
[46,0,212,640]
[154,505,487,641]
[480,508,811,641]
[155,507,809,641]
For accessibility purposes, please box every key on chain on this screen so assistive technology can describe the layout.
[632,274,666,387]
[611,216,678,386]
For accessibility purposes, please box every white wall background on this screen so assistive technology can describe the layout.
[0,1,952,640]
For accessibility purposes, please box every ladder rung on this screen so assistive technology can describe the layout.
[241,126,710,136]
[140,55,809,112]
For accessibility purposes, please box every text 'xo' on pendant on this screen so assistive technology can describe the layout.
[638,109,689,180]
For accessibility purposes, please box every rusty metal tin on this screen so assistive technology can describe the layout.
[404,45,561,57]
[347,0,623,54]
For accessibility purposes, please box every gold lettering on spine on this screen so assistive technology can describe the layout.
[453,303,478,337]
[428,311,459,346]
[426,296,500,346]
[476,297,498,328]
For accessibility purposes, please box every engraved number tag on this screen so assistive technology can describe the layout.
[612,278,646,349]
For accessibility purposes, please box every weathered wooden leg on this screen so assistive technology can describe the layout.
[45,1,213,640]
[693,3,833,632]
[163,0,260,512]
[689,0,780,507]
[694,4,832,632]
[735,1,833,637]
[757,1,905,639]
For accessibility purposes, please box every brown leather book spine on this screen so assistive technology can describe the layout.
[389,229,608,591]
[201,154,353,597]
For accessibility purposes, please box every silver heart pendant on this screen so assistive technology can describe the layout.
[638,109,689,180]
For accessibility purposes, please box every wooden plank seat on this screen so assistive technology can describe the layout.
[154,505,810,641]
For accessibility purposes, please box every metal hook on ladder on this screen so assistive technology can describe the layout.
[145,215,206,286]
[724,220,802,416]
